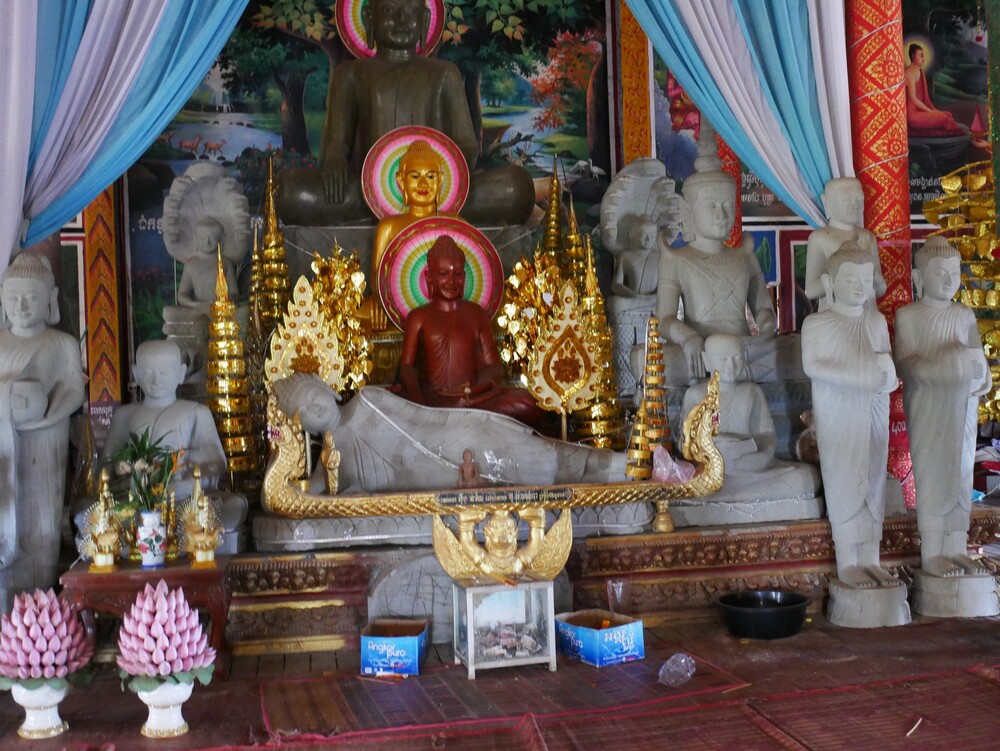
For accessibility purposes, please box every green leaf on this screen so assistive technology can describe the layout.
[192,665,215,686]
[452,6,463,18]
[486,9,497,22]
[127,675,163,694]
[491,18,503,32]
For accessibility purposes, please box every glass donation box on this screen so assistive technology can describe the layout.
[452,578,557,679]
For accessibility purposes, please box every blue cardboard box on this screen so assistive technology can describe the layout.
[360,618,429,676]
[555,609,645,668]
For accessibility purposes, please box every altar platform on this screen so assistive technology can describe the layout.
[222,506,1000,656]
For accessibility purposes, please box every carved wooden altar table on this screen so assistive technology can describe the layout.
[59,556,233,679]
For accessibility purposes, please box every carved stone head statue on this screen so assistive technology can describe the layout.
[1,251,60,335]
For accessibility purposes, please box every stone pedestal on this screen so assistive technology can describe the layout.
[912,569,1000,618]
[669,495,825,527]
[826,578,911,628]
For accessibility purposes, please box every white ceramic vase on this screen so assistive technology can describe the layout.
[136,680,193,738]
[136,509,167,568]
[10,682,69,739]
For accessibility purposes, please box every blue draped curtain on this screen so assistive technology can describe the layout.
[22,0,248,246]
[625,0,851,226]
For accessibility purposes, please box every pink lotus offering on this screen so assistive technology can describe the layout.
[0,588,93,686]
[117,579,215,688]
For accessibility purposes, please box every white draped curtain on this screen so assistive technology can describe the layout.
[0,3,39,267]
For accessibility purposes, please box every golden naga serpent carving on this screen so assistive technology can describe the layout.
[262,373,722,579]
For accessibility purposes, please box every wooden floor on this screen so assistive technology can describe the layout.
[5,610,1000,750]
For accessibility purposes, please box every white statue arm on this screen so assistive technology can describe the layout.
[803,233,827,302]
[176,267,198,307]
[101,405,136,465]
[609,255,634,297]
[182,405,228,487]
[895,307,985,394]
[743,240,776,338]
[802,317,895,393]
[657,247,702,375]
[18,337,85,431]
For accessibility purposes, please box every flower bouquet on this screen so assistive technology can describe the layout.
[113,428,184,566]
[0,589,94,739]
[117,580,215,737]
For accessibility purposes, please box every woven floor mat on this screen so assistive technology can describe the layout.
[261,642,746,740]
[744,665,1000,751]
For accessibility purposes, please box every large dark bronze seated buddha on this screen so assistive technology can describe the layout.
[276,0,535,227]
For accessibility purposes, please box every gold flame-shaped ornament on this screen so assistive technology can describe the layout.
[265,275,346,391]
[528,282,598,439]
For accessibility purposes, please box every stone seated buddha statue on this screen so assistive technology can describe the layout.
[100,341,248,552]
[398,234,547,428]
[674,335,822,526]
[276,0,534,228]
[656,129,801,386]
[160,163,249,387]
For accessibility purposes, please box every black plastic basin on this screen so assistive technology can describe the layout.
[717,590,809,640]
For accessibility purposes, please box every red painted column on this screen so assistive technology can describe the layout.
[847,0,914,506]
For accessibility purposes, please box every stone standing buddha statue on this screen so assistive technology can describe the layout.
[0,252,86,613]
[801,242,900,590]
[895,238,991,579]
[398,235,544,427]
[805,177,886,311]
[276,0,534,226]
[680,334,820,506]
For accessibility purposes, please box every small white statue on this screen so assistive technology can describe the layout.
[895,237,990,578]
[161,164,248,313]
[271,375,626,494]
[160,163,250,386]
[608,218,659,311]
[681,334,820,503]
[600,158,680,395]
[176,217,237,310]
[103,341,233,504]
[805,177,886,311]
[0,252,86,611]
[801,242,900,590]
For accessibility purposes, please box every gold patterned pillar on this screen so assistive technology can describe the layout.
[847,0,913,506]
[82,185,125,436]
[617,2,654,167]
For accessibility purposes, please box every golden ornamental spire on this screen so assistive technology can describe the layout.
[263,157,283,248]
[563,200,587,284]
[255,157,291,334]
[541,158,564,263]
[206,246,257,484]
[625,401,653,480]
[574,236,625,449]
[249,223,262,314]
[642,316,673,454]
